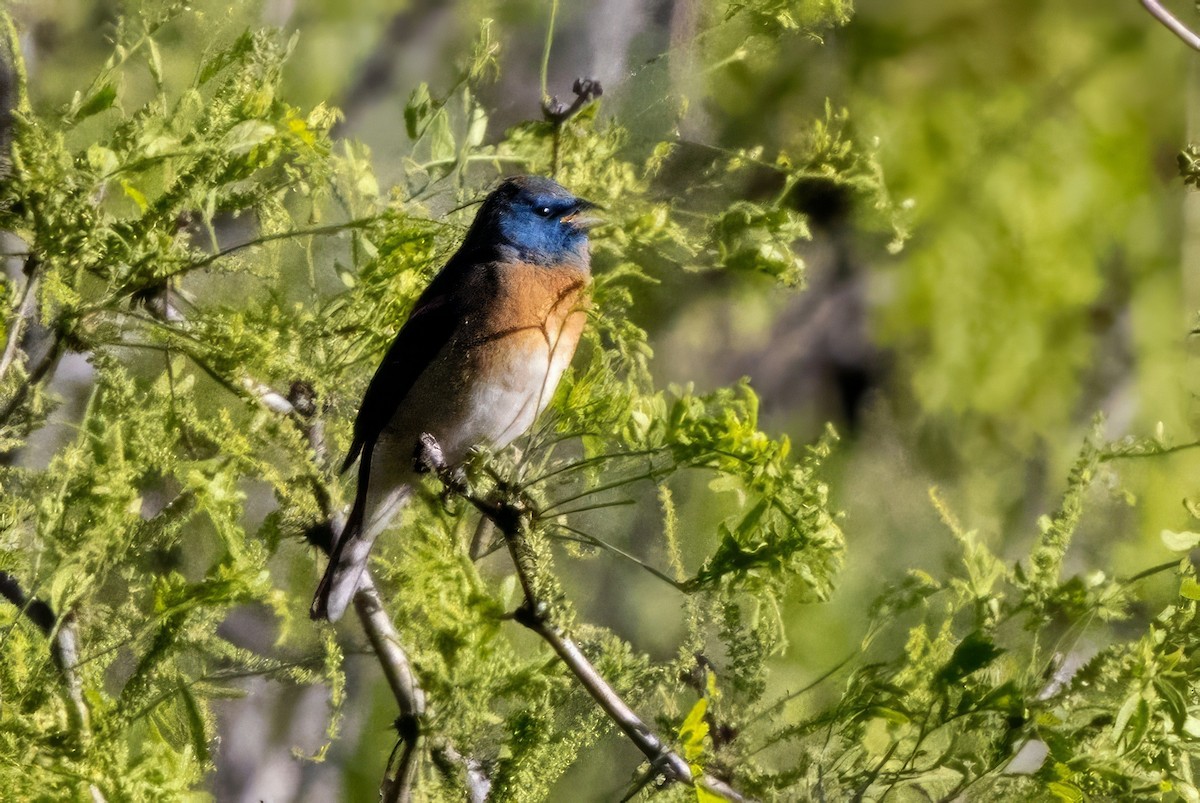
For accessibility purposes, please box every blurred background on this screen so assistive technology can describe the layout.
[7,0,1198,798]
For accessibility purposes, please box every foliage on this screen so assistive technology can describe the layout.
[724,429,1200,800]
[0,1,1197,802]
[851,2,1181,450]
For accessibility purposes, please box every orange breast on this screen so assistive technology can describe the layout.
[422,260,590,453]
[468,261,590,385]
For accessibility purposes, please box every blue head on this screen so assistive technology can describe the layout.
[467,176,599,267]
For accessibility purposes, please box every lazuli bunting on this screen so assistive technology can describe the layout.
[312,176,599,621]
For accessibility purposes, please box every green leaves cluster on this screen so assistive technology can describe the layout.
[720,432,1200,801]
[0,11,352,798]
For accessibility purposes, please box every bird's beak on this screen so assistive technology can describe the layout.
[562,198,605,230]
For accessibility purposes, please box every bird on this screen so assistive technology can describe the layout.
[311,175,599,622]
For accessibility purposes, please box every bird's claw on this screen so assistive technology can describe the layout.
[413,432,446,474]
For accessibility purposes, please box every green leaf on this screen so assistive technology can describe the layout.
[121,180,149,213]
[405,83,432,139]
[147,37,164,84]
[1047,781,1085,803]
[679,697,709,762]
[1161,530,1200,552]
[1155,677,1189,730]
[224,120,276,155]
[179,684,211,766]
[1111,690,1150,751]
[465,102,488,149]
[198,30,255,84]
[68,82,117,121]
[428,109,456,164]
[87,144,119,176]
[936,630,1004,685]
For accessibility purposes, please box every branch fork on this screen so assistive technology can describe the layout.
[413,432,751,802]
[541,77,603,178]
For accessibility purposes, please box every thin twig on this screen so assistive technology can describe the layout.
[0,256,40,385]
[0,572,106,801]
[1140,0,1200,51]
[1122,558,1186,585]
[0,326,64,432]
[415,433,751,802]
[131,217,384,291]
[541,78,603,177]
[539,0,558,104]
[1101,439,1200,461]
[551,524,686,590]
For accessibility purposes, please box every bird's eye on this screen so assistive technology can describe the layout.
[534,205,553,217]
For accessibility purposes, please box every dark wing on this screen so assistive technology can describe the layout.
[313,271,465,621]
[340,261,471,474]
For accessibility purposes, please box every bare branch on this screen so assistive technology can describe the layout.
[358,558,425,803]
[1140,0,1200,51]
[541,77,603,124]
[154,216,382,283]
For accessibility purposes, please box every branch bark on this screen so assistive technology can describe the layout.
[414,433,751,803]
[0,255,67,438]
[1140,0,1200,51]
[0,257,40,385]
[0,572,106,802]
[288,386,489,803]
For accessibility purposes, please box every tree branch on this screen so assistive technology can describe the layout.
[0,256,40,385]
[127,289,487,800]
[0,255,68,438]
[1140,0,1200,51]
[288,386,489,803]
[0,572,106,802]
[414,433,751,802]
[542,77,603,177]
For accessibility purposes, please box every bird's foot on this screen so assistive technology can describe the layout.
[413,432,446,474]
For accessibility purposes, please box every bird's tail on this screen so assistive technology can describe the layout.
[310,509,372,622]
[311,481,413,622]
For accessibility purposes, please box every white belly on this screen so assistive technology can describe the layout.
[381,327,574,469]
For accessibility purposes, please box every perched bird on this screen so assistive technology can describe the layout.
[312,176,599,622]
